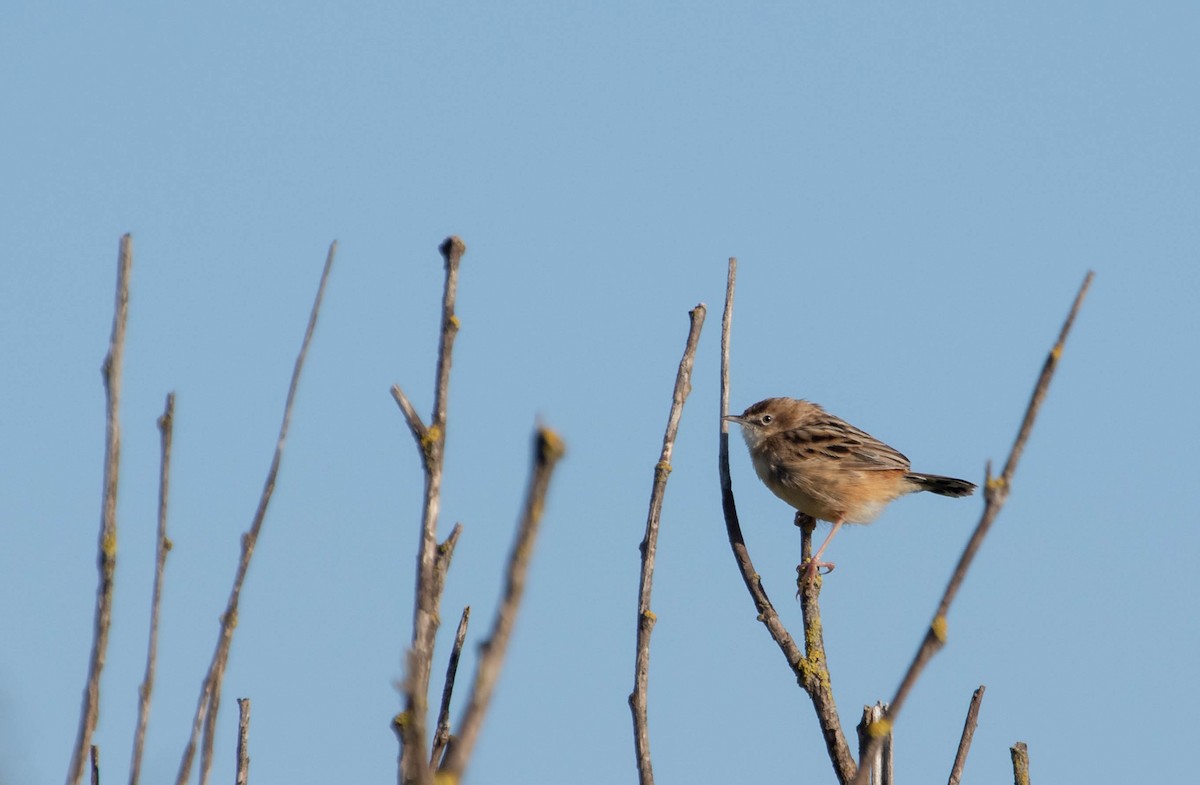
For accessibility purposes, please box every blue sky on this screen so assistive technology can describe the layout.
[2,3,1197,784]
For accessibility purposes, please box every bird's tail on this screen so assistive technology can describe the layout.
[906,473,976,497]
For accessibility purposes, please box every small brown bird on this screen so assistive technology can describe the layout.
[724,397,975,578]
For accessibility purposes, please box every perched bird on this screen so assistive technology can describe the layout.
[724,397,975,578]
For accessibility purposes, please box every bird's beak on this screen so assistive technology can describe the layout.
[722,414,744,424]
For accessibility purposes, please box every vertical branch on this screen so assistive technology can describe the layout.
[395,236,466,785]
[630,304,706,785]
[946,686,985,785]
[850,272,1094,785]
[91,746,101,785]
[437,427,566,781]
[1010,742,1030,785]
[176,241,336,785]
[717,258,857,785]
[856,704,893,785]
[235,699,250,785]
[795,517,858,782]
[130,393,176,785]
[68,234,132,785]
[430,606,471,767]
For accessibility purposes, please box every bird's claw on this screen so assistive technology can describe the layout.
[797,559,835,581]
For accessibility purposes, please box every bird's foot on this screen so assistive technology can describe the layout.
[798,558,835,582]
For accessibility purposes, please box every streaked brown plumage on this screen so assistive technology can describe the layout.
[724,397,975,577]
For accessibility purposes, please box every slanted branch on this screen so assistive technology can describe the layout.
[717,257,857,785]
[629,304,706,785]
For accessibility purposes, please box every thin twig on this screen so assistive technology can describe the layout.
[391,386,428,456]
[437,426,566,781]
[91,745,101,785]
[630,304,706,785]
[130,393,175,785]
[717,258,857,785]
[176,241,337,785]
[430,524,464,628]
[946,686,985,785]
[430,606,471,767]
[851,272,1093,785]
[1010,741,1030,785]
[396,236,466,785]
[68,234,132,785]
[235,699,250,785]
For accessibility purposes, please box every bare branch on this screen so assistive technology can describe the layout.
[851,272,1094,785]
[430,606,471,767]
[176,241,336,785]
[235,699,250,785]
[630,304,706,785]
[946,686,985,785]
[397,236,466,785]
[857,703,893,785]
[795,517,859,782]
[438,426,566,780]
[717,258,857,785]
[1010,741,1030,785]
[432,236,465,434]
[430,524,464,620]
[130,392,176,785]
[68,234,132,785]
[391,385,429,460]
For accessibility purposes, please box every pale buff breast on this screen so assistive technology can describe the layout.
[750,450,913,524]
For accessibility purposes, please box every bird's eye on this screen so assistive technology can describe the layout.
[760,414,773,424]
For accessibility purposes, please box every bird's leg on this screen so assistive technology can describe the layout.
[802,519,843,580]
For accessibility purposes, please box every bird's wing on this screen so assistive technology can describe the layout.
[778,415,911,472]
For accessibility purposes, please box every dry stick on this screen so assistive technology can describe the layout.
[629,304,706,785]
[67,234,132,785]
[438,427,566,781]
[404,517,464,769]
[851,272,1094,785]
[175,241,337,785]
[400,523,463,767]
[1010,742,1030,785]
[793,516,858,782]
[430,606,471,767]
[392,239,465,781]
[392,236,466,785]
[856,704,893,785]
[717,258,858,785]
[946,686,985,785]
[129,393,176,785]
[429,524,464,635]
[235,699,250,785]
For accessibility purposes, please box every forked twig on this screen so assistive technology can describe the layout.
[630,304,706,785]
[851,272,1094,785]
[717,258,857,785]
[68,234,132,785]
[437,427,566,781]
[130,393,176,785]
[946,685,985,785]
[394,236,466,785]
[175,241,337,785]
